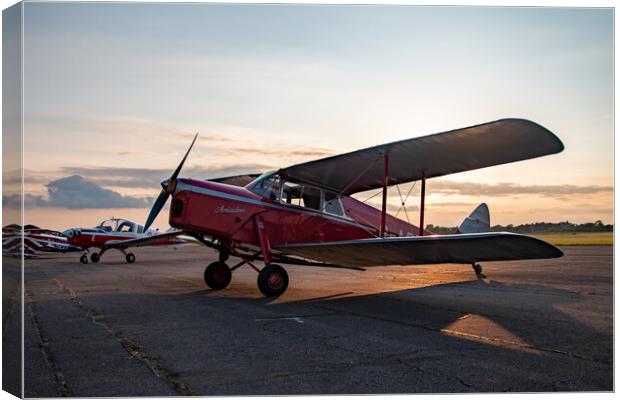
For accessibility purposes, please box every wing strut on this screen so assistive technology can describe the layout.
[419,171,426,236]
[380,152,389,237]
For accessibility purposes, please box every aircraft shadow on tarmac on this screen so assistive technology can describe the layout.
[210,278,611,389]
[120,279,613,392]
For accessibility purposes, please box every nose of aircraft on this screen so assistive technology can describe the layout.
[62,228,80,239]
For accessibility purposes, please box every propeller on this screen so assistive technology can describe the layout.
[143,133,198,231]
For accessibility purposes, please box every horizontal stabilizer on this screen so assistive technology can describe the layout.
[275,232,563,268]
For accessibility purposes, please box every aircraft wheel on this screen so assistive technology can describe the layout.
[472,263,486,278]
[90,252,100,263]
[204,261,231,290]
[126,253,136,263]
[473,263,482,275]
[257,264,288,297]
[80,255,88,264]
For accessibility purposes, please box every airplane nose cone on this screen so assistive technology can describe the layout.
[62,229,80,239]
[161,179,169,189]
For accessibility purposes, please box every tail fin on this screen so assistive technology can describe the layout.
[457,203,490,234]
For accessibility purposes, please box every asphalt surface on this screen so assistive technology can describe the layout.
[9,245,613,396]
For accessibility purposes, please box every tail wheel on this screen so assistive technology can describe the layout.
[257,264,288,297]
[472,263,486,278]
[126,253,136,263]
[90,252,100,263]
[204,261,231,290]
[80,255,88,264]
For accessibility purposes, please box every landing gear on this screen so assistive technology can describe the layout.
[80,254,88,264]
[90,252,100,263]
[257,264,289,297]
[472,263,486,278]
[125,253,136,264]
[204,261,232,290]
[201,252,290,296]
[201,216,290,297]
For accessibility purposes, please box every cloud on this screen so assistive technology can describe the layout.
[2,193,47,209]
[229,147,336,158]
[4,175,155,209]
[427,181,613,198]
[3,169,51,186]
[60,163,271,189]
[45,175,152,209]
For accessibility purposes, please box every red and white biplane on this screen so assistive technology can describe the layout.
[134,119,564,297]
[62,217,194,264]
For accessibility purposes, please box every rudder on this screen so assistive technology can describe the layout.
[457,203,490,234]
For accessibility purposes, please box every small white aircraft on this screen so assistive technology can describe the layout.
[62,217,196,264]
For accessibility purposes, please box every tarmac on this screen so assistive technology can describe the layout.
[3,244,613,396]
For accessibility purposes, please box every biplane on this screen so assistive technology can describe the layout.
[62,217,195,264]
[135,118,564,297]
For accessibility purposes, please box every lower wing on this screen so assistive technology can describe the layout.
[104,231,199,249]
[274,232,562,268]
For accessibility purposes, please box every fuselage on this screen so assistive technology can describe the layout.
[63,218,185,250]
[168,176,427,249]
[64,218,154,250]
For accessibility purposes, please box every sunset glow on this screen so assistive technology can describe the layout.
[5,3,613,231]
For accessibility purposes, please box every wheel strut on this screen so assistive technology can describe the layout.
[226,248,290,297]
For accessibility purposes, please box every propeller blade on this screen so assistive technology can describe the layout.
[143,133,199,231]
[170,133,198,184]
[144,189,169,232]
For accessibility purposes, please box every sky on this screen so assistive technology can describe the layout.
[3,2,614,231]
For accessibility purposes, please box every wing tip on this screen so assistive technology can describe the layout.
[498,118,565,155]
[512,232,564,259]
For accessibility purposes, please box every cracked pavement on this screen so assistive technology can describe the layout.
[9,245,612,396]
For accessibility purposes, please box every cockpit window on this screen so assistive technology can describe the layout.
[281,181,321,211]
[249,174,348,217]
[246,172,281,200]
[117,221,134,233]
[323,191,344,216]
[98,219,117,232]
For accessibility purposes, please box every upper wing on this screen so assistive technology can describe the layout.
[104,231,198,249]
[273,232,563,268]
[279,119,564,195]
[208,174,261,187]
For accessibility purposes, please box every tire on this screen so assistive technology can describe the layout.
[90,252,100,263]
[257,264,289,297]
[204,261,231,290]
[80,255,88,264]
[473,263,482,275]
[126,253,136,263]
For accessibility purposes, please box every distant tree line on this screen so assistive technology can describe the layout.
[426,220,613,235]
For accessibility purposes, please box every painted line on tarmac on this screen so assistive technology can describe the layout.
[255,316,305,323]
